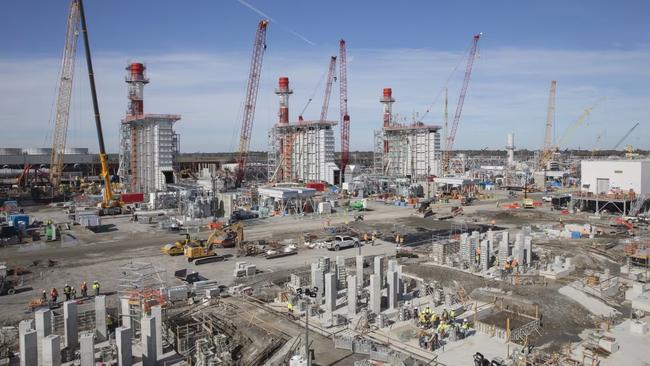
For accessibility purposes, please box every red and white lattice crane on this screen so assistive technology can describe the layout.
[442,33,481,175]
[236,19,268,185]
[339,39,350,183]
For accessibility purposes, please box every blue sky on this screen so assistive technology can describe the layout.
[1,0,649,152]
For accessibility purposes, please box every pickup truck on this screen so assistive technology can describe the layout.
[325,235,360,251]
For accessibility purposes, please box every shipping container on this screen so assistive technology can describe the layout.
[120,192,145,204]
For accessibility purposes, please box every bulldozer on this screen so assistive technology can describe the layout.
[161,234,199,256]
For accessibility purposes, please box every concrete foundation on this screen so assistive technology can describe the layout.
[35,309,52,366]
[63,301,78,348]
[347,275,357,315]
[42,335,61,366]
[141,315,157,366]
[95,295,107,341]
[80,333,94,366]
[116,326,133,366]
[370,274,381,314]
[19,328,37,366]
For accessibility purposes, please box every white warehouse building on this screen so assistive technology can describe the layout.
[580,160,650,196]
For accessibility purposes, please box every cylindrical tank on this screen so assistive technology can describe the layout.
[129,62,145,81]
[383,88,392,98]
[0,148,23,155]
[278,76,290,92]
[64,147,89,155]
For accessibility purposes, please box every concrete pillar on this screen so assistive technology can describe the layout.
[311,267,324,303]
[460,233,471,264]
[524,235,533,266]
[369,274,381,314]
[94,295,107,341]
[356,255,364,287]
[19,319,34,335]
[42,335,60,366]
[35,309,52,366]
[335,256,347,288]
[79,333,94,366]
[120,298,131,329]
[514,233,524,266]
[480,239,490,271]
[141,315,157,366]
[116,327,132,366]
[387,270,398,310]
[63,301,78,349]
[324,272,336,314]
[347,275,357,315]
[20,329,37,366]
[498,232,509,266]
[151,305,163,358]
[374,256,384,287]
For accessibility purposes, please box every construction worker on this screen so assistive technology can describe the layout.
[371,233,377,246]
[287,301,294,318]
[50,288,58,304]
[92,280,100,296]
[63,284,72,301]
[431,312,440,329]
[106,314,115,336]
[461,319,470,338]
[449,309,456,320]
[71,287,77,300]
[441,308,449,321]
[80,281,88,298]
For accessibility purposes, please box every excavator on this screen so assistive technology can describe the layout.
[184,221,245,264]
[207,221,244,248]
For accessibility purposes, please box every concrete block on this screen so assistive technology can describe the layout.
[151,305,163,358]
[20,329,37,366]
[116,327,132,366]
[120,297,131,329]
[141,315,157,366]
[347,275,357,315]
[63,300,78,348]
[35,309,52,366]
[324,272,336,314]
[42,334,61,366]
[370,274,381,314]
[356,256,364,287]
[80,333,94,366]
[630,320,648,335]
[597,337,619,353]
[94,295,107,341]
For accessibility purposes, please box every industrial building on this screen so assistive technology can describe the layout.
[267,77,338,184]
[118,63,181,194]
[373,88,442,180]
[580,160,650,196]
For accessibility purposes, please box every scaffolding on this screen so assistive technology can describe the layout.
[118,261,167,333]
[268,120,337,184]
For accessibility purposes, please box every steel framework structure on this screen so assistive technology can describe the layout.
[236,20,268,184]
[50,0,80,188]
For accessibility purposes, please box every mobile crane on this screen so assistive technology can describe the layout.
[77,0,123,215]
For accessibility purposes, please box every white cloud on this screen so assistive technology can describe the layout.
[0,46,649,153]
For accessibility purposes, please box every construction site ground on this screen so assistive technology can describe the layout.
[0,194,632,361]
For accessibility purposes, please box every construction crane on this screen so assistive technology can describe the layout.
[236,20,268,185]
[78,0,119,213]
[49,0,81,189]
[339,39,350,183]
[539,80,557,168]
[539,97,605,168]
[321,56,337,122]
[612,122,639,150]
[442,33,482,175]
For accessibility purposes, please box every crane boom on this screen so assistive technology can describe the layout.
[50,0,80,189]
[538,80,557,169]
[339,40,350,182]
[236,20,268,184]
[612,122,639,150]
[78,0,114,206]
[320,56,337,122]
[442,33,481,175]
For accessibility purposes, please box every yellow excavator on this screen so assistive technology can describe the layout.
[207,221,244,249]
[161,234,199,256]
[184,240,224,265]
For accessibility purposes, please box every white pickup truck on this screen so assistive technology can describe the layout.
[325,235,360,251]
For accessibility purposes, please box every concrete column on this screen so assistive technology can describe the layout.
[480,239,490,271]
[498,232,509,266]
[324,272,336,314]
[120,298,131,329]
[347,275,357,315]
[311,266,324,303]
[80,333,94,366]
[151,305,163,358]
[94,295,107,341]
[19,319,34,335]
[387,259,398,272]
[369,274,381,314]
[42,335,60,366]
[524,236,533,266]
[116,327,132,366]
[35,309,52,366]
[20,329,37,366]
[141,315,157,366]
[374,256,384,287]
[355,255,364,287]
[514,233,524,265]
[63,301,78,349]
[387,270,398,310]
